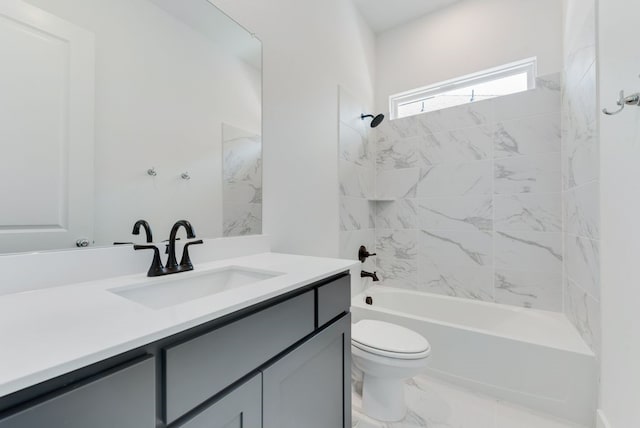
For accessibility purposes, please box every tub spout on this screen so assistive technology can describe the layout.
[361,270,379,282]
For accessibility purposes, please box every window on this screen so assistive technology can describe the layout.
[389,58,537,119]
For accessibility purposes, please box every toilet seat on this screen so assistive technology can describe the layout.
[352,320,431,360]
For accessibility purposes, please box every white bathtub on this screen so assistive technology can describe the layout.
[351,287,597,427]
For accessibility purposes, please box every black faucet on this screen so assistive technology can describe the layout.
[132,244,166,277]
[132,219,153,243]
[134,220,203,277]
[165,220,201,273]
[113,219,154,245]
[361,271,379,281]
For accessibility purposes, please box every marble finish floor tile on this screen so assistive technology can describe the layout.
[352,374,585,428]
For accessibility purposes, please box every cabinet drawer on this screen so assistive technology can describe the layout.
[178,374,261,428]
[164,291,315,423]
[317,275,350,327]
[0,357,155,428]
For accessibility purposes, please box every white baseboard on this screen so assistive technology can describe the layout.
[597,409,612,428]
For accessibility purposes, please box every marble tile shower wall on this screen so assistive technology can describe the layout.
[338,87,376,274]
[222,124,263,237]
[562,0,600,353]
[373,73,563,311]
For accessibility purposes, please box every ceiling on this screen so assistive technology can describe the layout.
[353,0,461,33]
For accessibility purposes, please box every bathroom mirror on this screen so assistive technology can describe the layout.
[0,0,262,254]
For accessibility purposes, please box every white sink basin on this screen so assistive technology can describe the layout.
[110,266,283,309]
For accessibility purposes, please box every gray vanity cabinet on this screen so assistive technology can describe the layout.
[177,374,262,428]
[317,274,351,327]
[0,272,351,428]
[262,314,351,428]
[164,291,315,424]
[0,357,155,428]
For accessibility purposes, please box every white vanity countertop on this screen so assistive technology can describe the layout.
[0,252,358,398]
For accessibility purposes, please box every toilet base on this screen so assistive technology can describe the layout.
[361,374,406,422]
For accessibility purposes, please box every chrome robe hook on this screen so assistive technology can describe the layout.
[602,90,640,115]
[603,75,640,115]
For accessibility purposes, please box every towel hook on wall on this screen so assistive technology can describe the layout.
[602,74,640,116]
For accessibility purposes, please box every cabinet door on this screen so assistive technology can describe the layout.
[263,314,351,428]
[0,357,155,428]
[178,374,261,428]
[164,291,314,423]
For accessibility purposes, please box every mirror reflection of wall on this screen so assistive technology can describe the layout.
[222,124,262,237]
[0,0,261,254]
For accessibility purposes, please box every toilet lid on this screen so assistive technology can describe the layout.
[352,320,430,358]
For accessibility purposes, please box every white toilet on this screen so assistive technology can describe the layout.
[351,319,431,422]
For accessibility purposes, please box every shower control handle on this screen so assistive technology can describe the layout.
[358,245,377,263]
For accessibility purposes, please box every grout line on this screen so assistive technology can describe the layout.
[566,275,600,303]
[493,152,562,162]
[565,232,600,241]
[491,118,497,303]
[565,177,600,192]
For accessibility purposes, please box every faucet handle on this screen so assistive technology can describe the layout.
[162,237,181,254]
[180,240,204,271]
[358,245,377,263]
[134,245,166,277]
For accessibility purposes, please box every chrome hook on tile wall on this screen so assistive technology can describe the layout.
[602,75,640,116]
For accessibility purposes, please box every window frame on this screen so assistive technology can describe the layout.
[389,57,538,120]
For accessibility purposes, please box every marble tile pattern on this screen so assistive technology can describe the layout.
[341,159,375,198]
[565,278,601,354]
[494,113,561,158]
[420,126,493,165]
[494,194,562,232]
[222,124,263,237]
[494,152,561,195]
[562,0,600,354]
[377,168,420,199]
[495,269,562,311]
[375,229,418,288]
[417,196,492,232]
[418,228,494,301]
[565,181,599,240]
[375,199,418,230]
[338,87,376,267]
[565,235,600,299]
[352,374,586,428]
[341,197,375,231]
[372,73,564,311]
[418,161,492,198]
[223,203,262,237]
[494,231,562,274]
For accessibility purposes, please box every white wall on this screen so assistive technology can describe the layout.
[26,0,261,245]
[211,0,376,257]
[375,0,563,113]
[598,0,640,425]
